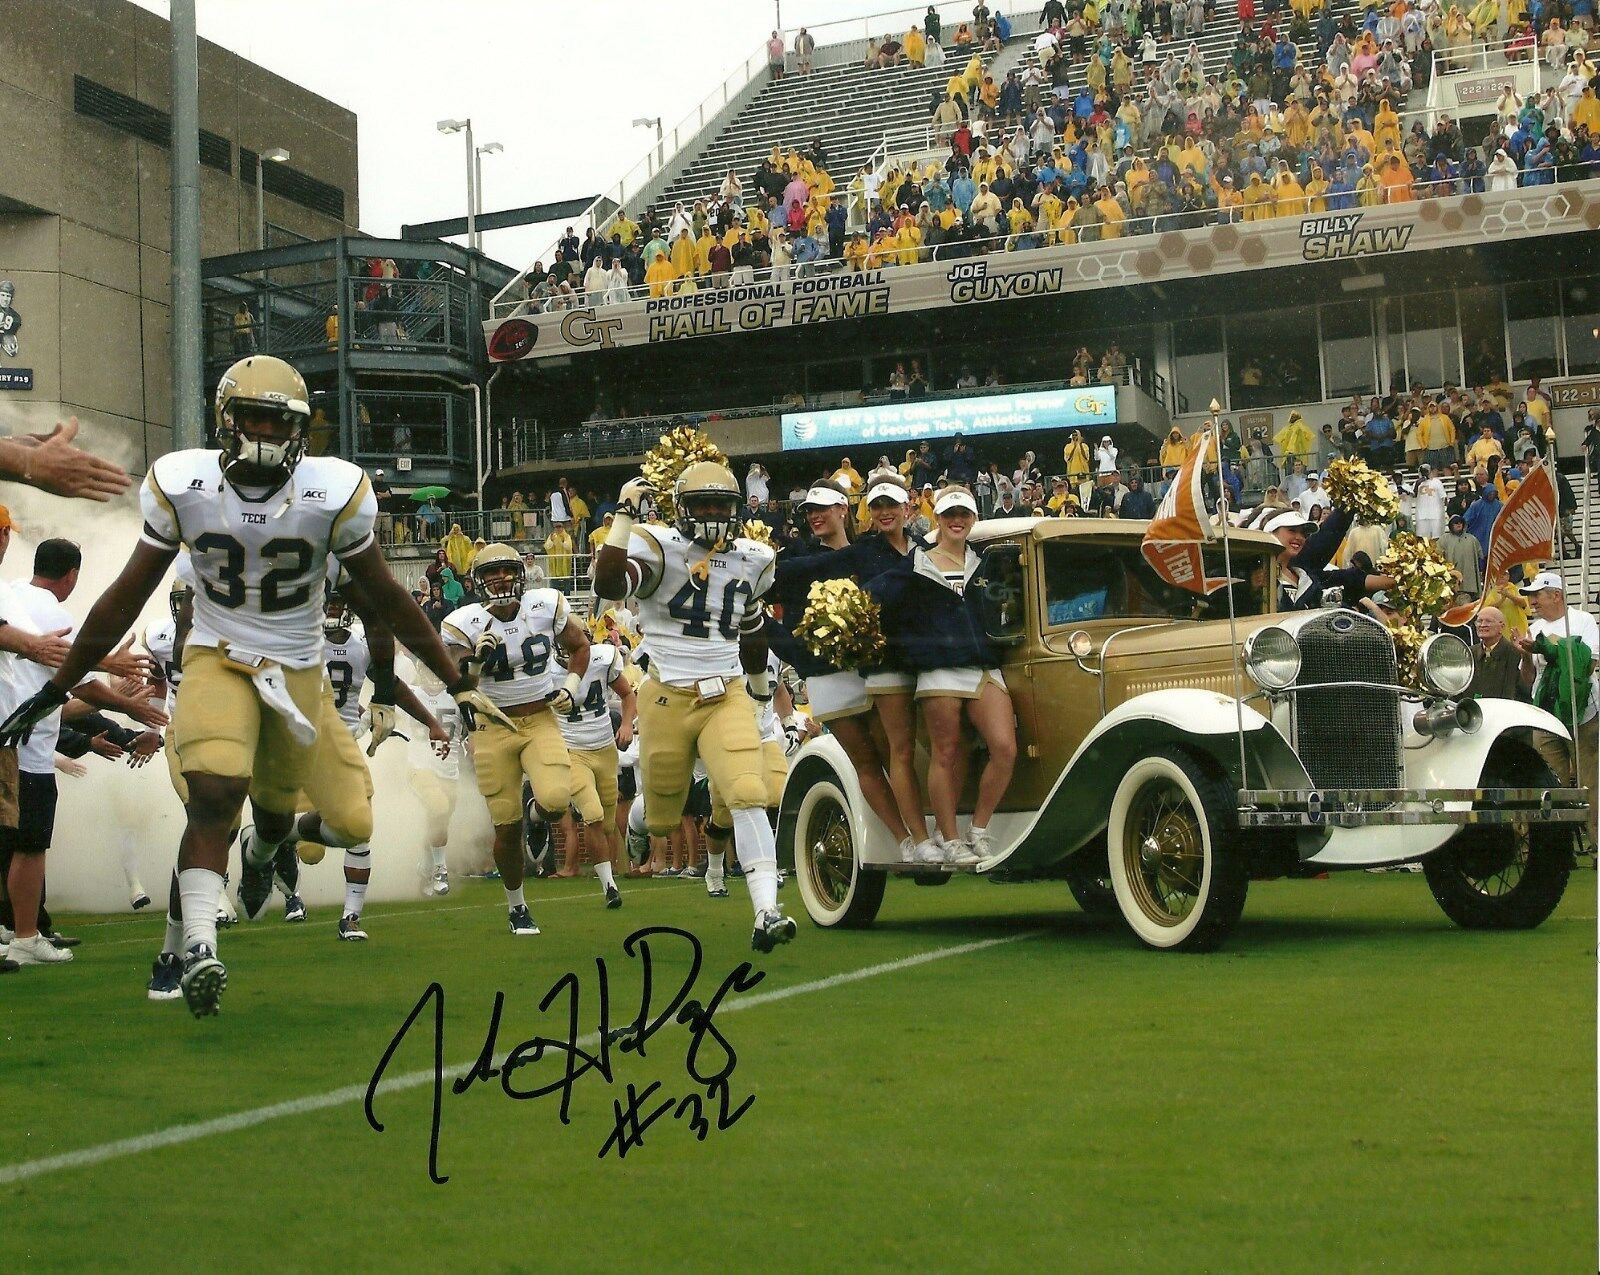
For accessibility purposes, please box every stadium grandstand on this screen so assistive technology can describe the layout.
[372,0,1600,616]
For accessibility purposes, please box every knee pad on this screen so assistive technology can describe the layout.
[705,820,734,847]
[723,771,770,813]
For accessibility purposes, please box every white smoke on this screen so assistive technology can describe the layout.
[1,405,494,913]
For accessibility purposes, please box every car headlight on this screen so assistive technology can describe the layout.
[1417,632,1473,697]
[1242,626,1300,690]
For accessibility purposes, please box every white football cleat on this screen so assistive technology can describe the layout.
[8,934,73,965]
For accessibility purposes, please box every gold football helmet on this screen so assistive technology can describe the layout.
[673,461,741,547]
[214,355,310,478]
[168,576,193,621]
[471,543,526,603]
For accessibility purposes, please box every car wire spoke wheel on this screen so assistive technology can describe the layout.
[790,776,885,929]
[1423,742,1573,931]
[808,797,855,908]
[1107,748,1249,952]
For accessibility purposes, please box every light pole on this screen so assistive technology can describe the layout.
[255,146,290,253]
[474,141,502,246]
[437,118,476,251]
[632,116,663,176]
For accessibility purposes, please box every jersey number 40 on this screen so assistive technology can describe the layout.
[667,577,752,640]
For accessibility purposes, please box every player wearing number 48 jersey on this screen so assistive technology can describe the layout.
[442,543,591,936]
[593,460,797,953]
[0,355,498,1019]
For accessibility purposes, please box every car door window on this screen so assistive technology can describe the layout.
[977,543,1027,644]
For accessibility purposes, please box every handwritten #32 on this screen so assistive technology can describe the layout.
[364,926,764,1182]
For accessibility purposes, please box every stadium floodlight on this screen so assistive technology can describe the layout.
[437,118,477,250]
[474,143,503,243]
[633,116,664,173]
[256,146,290,253]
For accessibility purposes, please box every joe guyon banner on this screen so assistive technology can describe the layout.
[483,183,1598,364]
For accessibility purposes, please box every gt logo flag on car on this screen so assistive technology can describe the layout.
[1141,426,1233,595]
[1439,459,1557,628]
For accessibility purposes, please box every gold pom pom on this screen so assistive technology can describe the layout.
[640,427,728,523]
[1389,623,1427,690]
[1378,532,1459,619]
[1325,457,1399,525]
[740,520,774,547]
[794,579,887,672]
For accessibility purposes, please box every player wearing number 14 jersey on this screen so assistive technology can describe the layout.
[0,355,493,1018]
[442,544,591,936]
[593,460,797,953]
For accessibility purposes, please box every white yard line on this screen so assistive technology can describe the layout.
[0,928,1039,1185]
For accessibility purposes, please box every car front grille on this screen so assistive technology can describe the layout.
[1293,611,1402,808]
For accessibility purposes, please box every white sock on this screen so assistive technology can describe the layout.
[162,912,185,959]
[706,850,726,883]
[179,867,224,953]
[429,845,447,871]
[595,860,615,891]
[245,828,285,867]
[504,885,525,910]
[732,807,778,916]
[344,880,368,917]
[120,835,144,896]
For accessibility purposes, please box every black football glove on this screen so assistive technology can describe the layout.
[0,682,70,747]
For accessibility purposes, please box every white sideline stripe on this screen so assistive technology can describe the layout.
[0,929,1038,1185]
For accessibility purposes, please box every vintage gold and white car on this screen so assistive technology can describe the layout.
[782,518,1589,951]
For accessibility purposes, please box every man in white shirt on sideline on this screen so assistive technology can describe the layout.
[1513,572,1598,849]
[1293,470,1332,519]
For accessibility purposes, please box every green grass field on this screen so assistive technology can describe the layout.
[2,871,1593,1273]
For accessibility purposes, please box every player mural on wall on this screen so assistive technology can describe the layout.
[0,281,23,358]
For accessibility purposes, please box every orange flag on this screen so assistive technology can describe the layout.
[1140,426,1233,595]
[1439,459,1557,628]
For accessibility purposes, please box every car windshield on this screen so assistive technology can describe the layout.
[1041,540,1274,625]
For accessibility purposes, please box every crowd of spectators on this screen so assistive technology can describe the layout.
[509,0,1599,314]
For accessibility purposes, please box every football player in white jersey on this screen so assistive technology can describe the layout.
[0,355,498,1017]
[555,630,635,909]
[441,543,591,936]
[593,461,797,953]
[281,581,451,941]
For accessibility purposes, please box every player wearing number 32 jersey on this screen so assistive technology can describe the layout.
[0,355,489,1019]
[594,459,797,954]
[442,543,591,936]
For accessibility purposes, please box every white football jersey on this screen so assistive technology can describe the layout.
[626,526,774,687]
[324,629,371,734]
[558,641,625,751]
[139,450,376,669]
[145,619,182,717]
[442,589,570,708]
[756,650,784,743]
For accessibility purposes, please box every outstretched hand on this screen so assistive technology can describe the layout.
[0,683,70,747]
[7,418,131,502]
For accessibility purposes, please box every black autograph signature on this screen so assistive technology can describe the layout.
[364,926,764,1182]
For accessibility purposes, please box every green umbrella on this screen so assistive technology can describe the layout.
[408,486,450,501]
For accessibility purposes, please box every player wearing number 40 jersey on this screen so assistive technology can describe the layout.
[593,460,797,954]
[442,543,591,936]
[0,355,496,1019]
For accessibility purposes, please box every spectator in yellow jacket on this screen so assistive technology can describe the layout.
[645,250,677,298]
[1159,427,1188,470]
[669,229,697,278]
[543,522,574,585]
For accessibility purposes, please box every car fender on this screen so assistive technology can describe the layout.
[777,734,903,869]
[1003,689,1311,871]
[1306,699,1574,867]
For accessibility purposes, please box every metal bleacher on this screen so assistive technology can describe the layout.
[649,37,1019,216]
